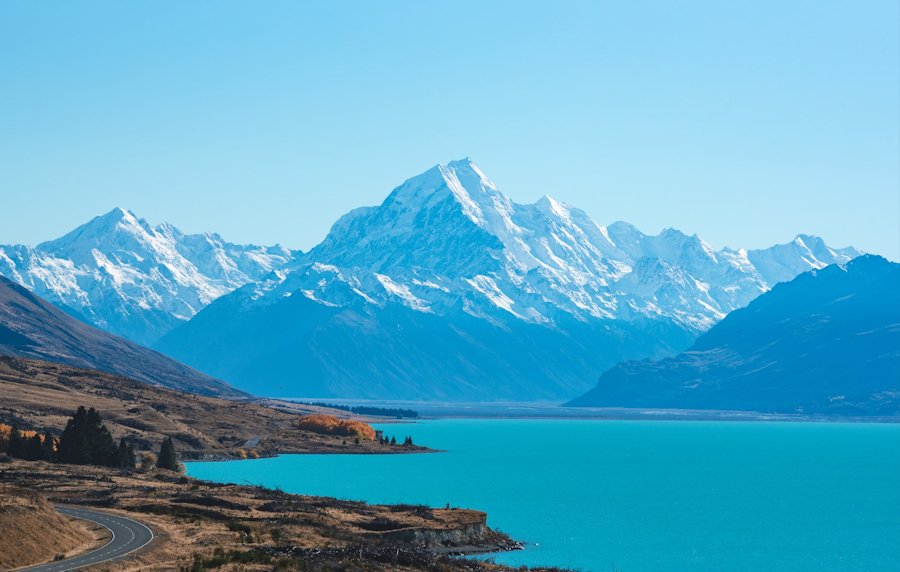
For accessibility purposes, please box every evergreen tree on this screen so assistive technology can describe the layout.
[58,406,88,464]
[25,433,43,460]
[157,436,178,471]
[390,436,397,446]
[113,438,136,469]
[58,406,118,466]
[85,407,116,465]
[7,426,23,458]
[41,431,56,461]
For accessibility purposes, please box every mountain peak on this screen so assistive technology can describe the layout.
[4,208,293,344]
[36,207,153,254]
[380,158,505,230]
[84,207,141,230]
[446,156,474,168]
[793,233,817,247]
[103,206,135,220]
[534,195,574,221]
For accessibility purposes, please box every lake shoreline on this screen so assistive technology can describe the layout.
[279,398,900,424]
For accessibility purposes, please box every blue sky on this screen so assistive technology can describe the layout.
[1,1,898,258]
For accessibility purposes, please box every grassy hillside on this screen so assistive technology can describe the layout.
[0,356,411,458]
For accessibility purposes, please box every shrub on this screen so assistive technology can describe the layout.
[140,453,157,472]
[295,414,375,440]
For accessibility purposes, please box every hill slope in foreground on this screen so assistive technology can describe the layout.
[568,255,900,416]
[0,488,98,569]
[2,459,530,571]
[0,275,241,397]
[0,356,404,457]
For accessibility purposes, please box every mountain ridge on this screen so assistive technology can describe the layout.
[155,159,861,400]
[0,274,243,397]
[567,255,900,415]
[0,208,293,344]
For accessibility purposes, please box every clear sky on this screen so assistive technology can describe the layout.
[1,1,898,259]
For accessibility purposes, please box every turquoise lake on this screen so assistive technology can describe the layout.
[186,419,900,571]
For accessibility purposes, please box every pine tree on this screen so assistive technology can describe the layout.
[41,431,55,461]
[25,433,43,460]
[58,406,118,466]
[390,436,397,446]
[85,407,116,465]
[157,437,178,471]
[114,438,135,469]
[7,426,23,458]
[58,407,88,464]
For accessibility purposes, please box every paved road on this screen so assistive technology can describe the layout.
[18,505,154,572]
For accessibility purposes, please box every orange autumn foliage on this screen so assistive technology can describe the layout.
[296,414,375,441]
[0,423,42,452]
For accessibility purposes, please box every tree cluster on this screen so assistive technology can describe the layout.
[3,427,55,461]
[1,407,183,472]
[296,402,419,418]
[57,406,135,469]
[377,434,414,447]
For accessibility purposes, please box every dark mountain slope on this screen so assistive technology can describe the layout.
[567,255,900,415]
[0,276,243,397]
[157,284,693,400]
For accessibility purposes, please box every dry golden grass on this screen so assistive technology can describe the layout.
[0,356,419,458]
[2,459,524,571]
[0,486,103,569]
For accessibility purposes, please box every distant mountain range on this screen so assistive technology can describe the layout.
[0,275,242,397]
[567,255,900,415]
[151,159,859,400]
[0,208,291,344]
[0,160,863,400]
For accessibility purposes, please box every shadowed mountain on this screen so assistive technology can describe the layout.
[0,275,244,397]
[567,255,900,415]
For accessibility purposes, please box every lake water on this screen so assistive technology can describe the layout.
[186,419,900,571]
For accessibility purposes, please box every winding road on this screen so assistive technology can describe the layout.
[18,505,154,572]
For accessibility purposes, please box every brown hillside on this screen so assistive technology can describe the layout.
[0,488,99,569]
[0,356,407,457]
[0,275,241,397]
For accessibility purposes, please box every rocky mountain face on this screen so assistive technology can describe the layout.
[0,208,292,344]
[155,159,860,400]
[567,255,900,415]
[0,275,242,397]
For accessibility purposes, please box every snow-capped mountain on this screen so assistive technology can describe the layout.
[0,208,292,344]
[156,159,860,400]
[226,158,859,331]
